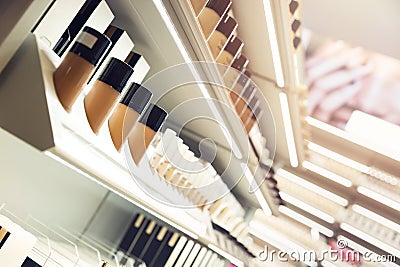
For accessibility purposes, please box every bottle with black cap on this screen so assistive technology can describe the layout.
[223,54,248,88]
[128,104,168,165]
[216,35,243,66]
[84,57,133,133]
[198,0,232,39]
[208,14,237,58]
[108,83,152,151]
[54,26,111,111]
[230,70,251,103]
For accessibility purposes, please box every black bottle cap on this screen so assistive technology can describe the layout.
[293,36,301,49]
[98,58,133,93]
[216,15,237,39]
[121,83,153,113]
[224,36,243,57]
[289,0,299,14]
[104,25,124,43]
[139,104,168,132]
[254,107,262,117]
[231,54,248,72]
[125,51,143,68]
[70,26,111,66]
[206,0,231,17]
[235,70,251,88]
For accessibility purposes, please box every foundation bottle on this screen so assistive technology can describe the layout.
[235,85,255,116]
[215,36,243,66]
[208,15,237,59]
[198,0,231,39]
[190,0,208,16]
[108,83,152,151]
[230,70,251,103]
[84,58,133,134]
[128,104,167,165]
[54,26,111,111]
[222,54,248,88]
[240,97,259,123]
[245,107,262,134]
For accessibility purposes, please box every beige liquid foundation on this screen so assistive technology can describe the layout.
[208,14,237,59]
[235,85,255,117]
[128,104,167,165]
[190,0,207,16]
[198,0,231,39]
[53,26,111,111]
[215,36,242,66]
[108,83,152,151]
[84,58,133,134]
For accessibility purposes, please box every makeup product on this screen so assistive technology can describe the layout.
[216,36,243,66]
[128,104,168,165]
[21,257,41,267]
[198,0,231,39]
[222,54,248,88]
[0,226,10,249]
[183,243,201,267]
[240,97,259,123]
[235,85,255,116]
[190,0,208,16]
[141,227,171,265]
[53,26,111,111]
[108,83,152,151]
[150,129,180,168]
[33,0,86,48]
[87,25,134,88]
[230,70,251,103]
[157,234,187,267]
[84,58,133,133]
[208,15,237,59]
[245,107,262,134]
[124,52,151,85]
[170,239,194,267]
[0,215,37,267]
[53,0,114,57]
[192,247,207,267]
[130,220,160,258]
[199,250,213,267]
[118,214,146,252]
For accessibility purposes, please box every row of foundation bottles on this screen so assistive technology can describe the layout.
[190,0,272,164]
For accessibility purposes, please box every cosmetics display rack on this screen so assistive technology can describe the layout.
[1,0,400,266]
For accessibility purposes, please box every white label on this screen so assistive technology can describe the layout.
[75,31,98,49]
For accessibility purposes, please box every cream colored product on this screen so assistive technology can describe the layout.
[240,98,259,125]
[149,129,178,168]
[216,35,243,66]
[208,14,237,58]
[245,107,262,134]
[53,27,111,111]
[128,104,167,165]
[222,54,248,88]
[108,83,152,151]
[235,85,255,117]
[84,58,133,133]
[190,0,208,15]
[230,70,251,103]
[198,0,231,39]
